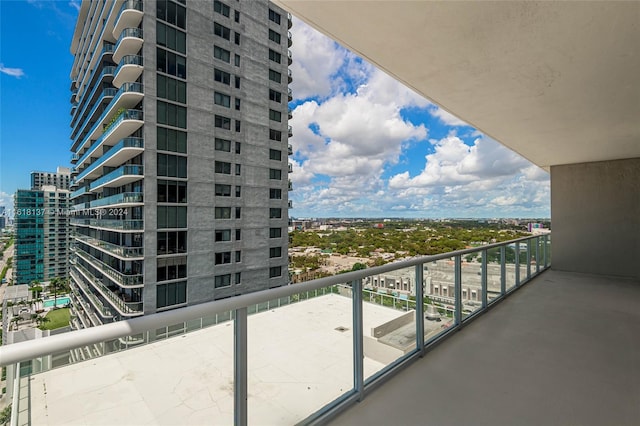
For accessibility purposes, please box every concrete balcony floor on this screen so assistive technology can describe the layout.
[331,269,640,426]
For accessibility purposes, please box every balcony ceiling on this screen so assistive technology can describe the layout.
[274,1,640,169]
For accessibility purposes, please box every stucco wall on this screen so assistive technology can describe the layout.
[551,158,640,279]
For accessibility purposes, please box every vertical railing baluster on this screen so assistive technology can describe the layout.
[515,243,520,287]
[536,236,541,274]
[234,307,248,426]
[352,279,364,401]
[500,246,506,296]
[543,234,549,268]
[454,256,462,325]
[481,249,488,308]
[415,264,425,355]
[527,239,532,280]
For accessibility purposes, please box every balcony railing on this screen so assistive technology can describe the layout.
[89,164,144,191]
[73,233,144,259]
[0,234,550,426]
[75,247,144,288]
[75,137,144,183]
[89,191,143,209]
[70,217,144,231]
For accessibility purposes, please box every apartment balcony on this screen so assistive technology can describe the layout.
[112,0,143,40]
[288,125,293,137]
[70,217,144,232]
[71,269,115,321]
[288,30,292,47]
[288,12,293,29]
[288,163,293,173]
[71,65,116,131]
[113,54,144,88]
[288,87,293,101]
[89,165,144,192]
[288,200,293,208]
[13,235,632,426]
[69,185,92,200]
[288,68,293,83]
[288,49,293,65]
[75,137,144,183]
[73,233,144,260]
[288,179,293,191]
[89,191,143,209]
[288,144,293,155]
[75,249,144,289]
[73,42,115,108]
[71,87,117,141]
[288,107,293,120]
[112,27,143,63]
[75,109,144,165]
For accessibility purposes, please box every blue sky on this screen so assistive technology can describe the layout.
[0,1,550,219]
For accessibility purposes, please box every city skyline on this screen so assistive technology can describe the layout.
[0,0,550,219]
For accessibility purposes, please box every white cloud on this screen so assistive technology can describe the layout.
[69,1,80,11]
[429,105,469,127]
[0,64,25,78]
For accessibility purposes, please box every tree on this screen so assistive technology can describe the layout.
[351,263,367,271]
[49,277,69,308]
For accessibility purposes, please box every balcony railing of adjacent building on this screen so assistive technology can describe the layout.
[75,136,144,183]
[1,234,549,426]
[73,232,144,259]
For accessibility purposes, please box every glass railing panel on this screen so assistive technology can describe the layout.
[247,284,352,425]
[424,257,456,327]
[461,253,483,320]
[485,247,503,303]
[520,241,530,284]
[505,245,518,291]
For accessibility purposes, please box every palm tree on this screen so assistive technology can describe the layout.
[49,277,69,308]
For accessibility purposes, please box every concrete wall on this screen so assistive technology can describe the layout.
[551,158,640,279]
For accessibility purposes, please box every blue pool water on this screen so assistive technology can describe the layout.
[43,297,71,308]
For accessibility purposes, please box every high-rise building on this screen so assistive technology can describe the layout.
[68,0,292,325]
[13,185,70,285]
[31,167,72,191]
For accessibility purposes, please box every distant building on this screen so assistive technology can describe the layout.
[0,206,5,230]
[13,184,70,285]
[31,167,71,190]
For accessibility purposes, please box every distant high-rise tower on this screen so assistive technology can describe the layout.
[31,167,71,190]
[13,182,70,285]
[68,0,292,326]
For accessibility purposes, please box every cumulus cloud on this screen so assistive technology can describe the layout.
[0,64,25,78]
[429,105,469,127]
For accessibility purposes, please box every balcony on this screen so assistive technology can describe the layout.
[288,179,293,191]
[73,233,144,260]
[71,87,117,141]
[288,125,293,137]
[112,0,143,40]
[288,163,293,173]
[89,165,144,192]
[288,144,293,155]
[287,49,292,65]
[112,27,143,63]
[70,185,92,200]
[288,12,292,29]
[288,68,292,83]
[288,30,292,47]
[288,200,293,208]
[16,236,623,426]
[288,87,293,101]
[75,249,144,289]
[75,137,144,183]
[113,54,144,88]
[70,217,144,232]
[71,65,116,131]
[71,269,115,320]
[89,191,143,209]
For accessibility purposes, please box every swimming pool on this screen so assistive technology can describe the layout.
[43,296,71,308]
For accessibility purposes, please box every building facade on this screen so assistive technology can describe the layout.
[13,185,70,285]
[31,167,72,191]
[68,0,292,326]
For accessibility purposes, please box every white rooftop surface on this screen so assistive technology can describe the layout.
[29,294,405,425]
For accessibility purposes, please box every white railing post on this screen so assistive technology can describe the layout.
[527,239,532,280]
[536,236,541,273]
[234,307,248,426]
[352,279,364,401]
[515,243,521,286]
[10,362,20,426]
[454,256,462,325]
[481,250,488,308]
[500,246,506,295]
[415,264,425,354]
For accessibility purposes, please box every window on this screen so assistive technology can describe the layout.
[215,274,231,288]
[235,186,241,197]
[157,153,187,178]
[269,129,282,141]
[269,109,282,122]
[269,69,282,83]
[268,8,281,24]
[215,207,231,219]
[215,184,231,196]
[157,0,186,28]
[214,0,230,17]
[235,164,241,176]
[157,48,186,78]
[235,76,240,89]
[269,89,281,103]
[157,100,187,128]
[269,169,282,180]
[158,127,187,153]
[158,180,187,203]
[157,256,187,281]
[158,231,187,254]
[235,98,241,110]
[235,142,241,154]
[215,252,231,265]
[269,49,282,64]
[215,138,231,152]
[215,115,231,130]
[235,229,241,240]
[234,54,240,66]
[235,272,241,284]
[215,229,231,241]
[157,22,186,53]
[157,206,188,228]
[214,68,231,85]
[157,75,187,103]
[234,32,240,45]
[270,188,282,199]
[269,208,282,218]
[269,227,282,238]
[269,266,282,278]
[269,149,281,160]
[235,251,241,262]
[214,46,230,63]
[215,161,231,174]
[157,281,187,308]
[235,207,241,219]
[270,247,282,258]
[214,92,231,108]
[214,23,231,40]
[269,29,281,44]
[234,10,240,22]
[235,120,241,132]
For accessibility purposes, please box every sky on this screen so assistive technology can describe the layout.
[0,1,550,219]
